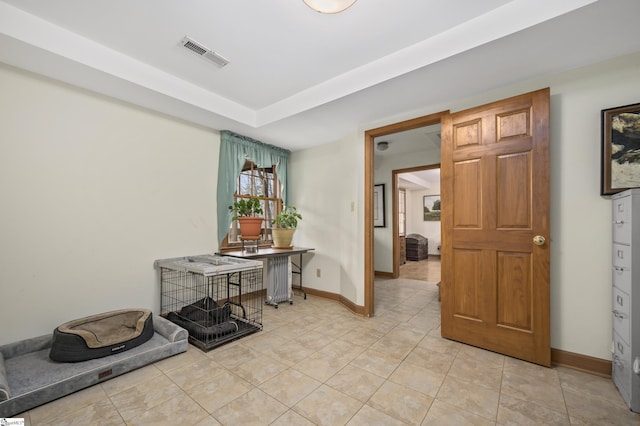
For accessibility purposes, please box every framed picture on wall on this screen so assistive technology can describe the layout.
[423,195,441,221]
[374,184,386,227]
[601,102,640,196]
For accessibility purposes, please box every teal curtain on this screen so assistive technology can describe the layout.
[216,130,290,246]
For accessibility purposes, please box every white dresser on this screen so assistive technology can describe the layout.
[612,189,640,412]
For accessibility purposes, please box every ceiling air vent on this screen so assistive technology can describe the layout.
[180,36,229,68]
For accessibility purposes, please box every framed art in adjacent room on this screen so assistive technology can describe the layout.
[423,194,441,221]
[374,184,386,227]
[602,102,640,196]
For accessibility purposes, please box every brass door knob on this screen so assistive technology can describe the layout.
[533,235,546,246]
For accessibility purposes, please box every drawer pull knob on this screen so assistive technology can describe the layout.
[613,354,624,368]
[618,342,625,354]
[634,357,640,375]
[614,266,625,272]
[617,295,624,306]
[615,220,625,224]
[613,310,627,319]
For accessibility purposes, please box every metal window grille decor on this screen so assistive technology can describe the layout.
[155,255,263,351]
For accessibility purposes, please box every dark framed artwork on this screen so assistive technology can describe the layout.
[374,184,386,227]
[423,195,441,221]
[602,103,640,196]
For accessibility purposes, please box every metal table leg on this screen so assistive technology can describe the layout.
[291,252,307,299]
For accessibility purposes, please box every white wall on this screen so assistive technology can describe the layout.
[0,64,219,345]
[289,133,363,302]
[544,55,640,360]
[373,150,440,273]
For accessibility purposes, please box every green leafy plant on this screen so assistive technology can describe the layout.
[273,205,302,228]
[229,197,263,220]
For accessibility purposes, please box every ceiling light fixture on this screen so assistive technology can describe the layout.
[376,141,389,151]
[303,0,358,14]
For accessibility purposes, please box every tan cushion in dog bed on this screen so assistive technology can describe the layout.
[56,309,151,348]
[50,309,154,362]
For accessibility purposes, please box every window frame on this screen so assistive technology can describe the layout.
[398,188,406,237]
[221,161,283,250]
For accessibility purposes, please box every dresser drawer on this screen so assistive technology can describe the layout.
[613,243,631,268]
[613,195,631,244]
[613,244,632,295]
[613,267,632,295]
[613,286,630,344]
[612,331,632,405]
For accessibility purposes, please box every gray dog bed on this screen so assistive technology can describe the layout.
[0,314,188,418]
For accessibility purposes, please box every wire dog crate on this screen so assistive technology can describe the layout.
[154,255,263,351]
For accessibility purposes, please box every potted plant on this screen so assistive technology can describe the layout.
[229,197,264,238]
[271,205,302,248]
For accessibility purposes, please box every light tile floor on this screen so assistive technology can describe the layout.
[399,256,441,283]
[16,277,640,425]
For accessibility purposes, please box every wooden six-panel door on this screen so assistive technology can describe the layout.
[440,88,551,366]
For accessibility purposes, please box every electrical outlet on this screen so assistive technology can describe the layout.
[316,268,321,278]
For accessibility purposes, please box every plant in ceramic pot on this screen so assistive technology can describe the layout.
[229,197,264,239]
[271,205,302,248]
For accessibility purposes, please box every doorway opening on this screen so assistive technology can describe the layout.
[394,165,441,277]
[364,111,448,316]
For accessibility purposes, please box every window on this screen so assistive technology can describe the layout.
[216,130,290,249]
[398,188,406,236]
[226,160,284,245]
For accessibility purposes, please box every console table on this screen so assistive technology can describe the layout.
[219,247,314,308]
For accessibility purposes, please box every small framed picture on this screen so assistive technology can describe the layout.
[601,103,640,196]
[374,184,386,227]
[423,195,441,221]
